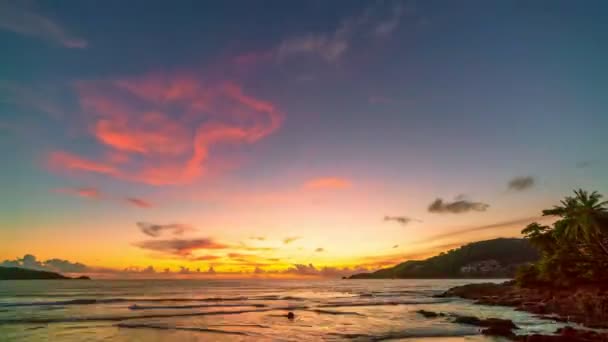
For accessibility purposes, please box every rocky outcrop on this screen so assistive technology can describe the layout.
[440,282,608,329]
[515,326,608,341]
[417,310,608,341]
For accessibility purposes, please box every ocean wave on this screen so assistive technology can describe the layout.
[358,290,425,298]
[0,295,304,308]
[319,299,450,308]
[308,309,365,316]
[0,298,127,307]
[0,308,277,325]
[116,323,251,336]
[128,303,266,310]
[327,328,477,341]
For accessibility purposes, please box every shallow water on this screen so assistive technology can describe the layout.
[0,279,570,341]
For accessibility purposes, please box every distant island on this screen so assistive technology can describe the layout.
[350,238,539,279]
[0,266,90,280]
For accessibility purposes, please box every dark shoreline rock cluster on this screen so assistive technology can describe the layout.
[427,281,608,341]
[416,309,608,341]
[438,281,608,329]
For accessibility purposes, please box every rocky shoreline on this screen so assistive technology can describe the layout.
[431,281,608,341]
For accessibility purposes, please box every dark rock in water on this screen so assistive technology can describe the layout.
[483,318,518,330]
[416,310,439,318]
[482,326,516,338]
[75,276,91,280]
[453,315,518,338]
[513,325,608,341]
[453,314,518,332]
[441,282,510,299]
[286,312,295,320]
[453,315,483,325]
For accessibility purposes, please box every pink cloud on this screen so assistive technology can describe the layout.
[53,187,101,199]
[48,151,118,175]
[48,72,284,186]
[304,177,352,190]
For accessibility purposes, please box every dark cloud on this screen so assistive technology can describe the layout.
[283,236,301,244]
[227,253,248,259]
[576,161,593,168]
[315,248,325,252]
[133,238,229,256]
[123,265,156,274]
[392,244,399,249]
[249,236,266,241]
[383,216,419,225]
[137,222,195,237]
[428,197,489,214]
[1,254,89,273]
[190,255,221,261]
[508,176,535,191]
[126,197,153,208]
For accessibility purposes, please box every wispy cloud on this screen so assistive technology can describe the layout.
[48,151,118,175]
[0,1,87,48]
[428,196,489,214]
[54,187,101,199]
[373,4,404,37]
[283,236,301,244]
[277,2,406,62]
[126,197,153,208]
[383,215,419,226]
[137,222,195,237]
[315,247,325,252]
[507,176,535,191]
[419,216,546,242]
[0,82,66,119]
[304,177,352,190]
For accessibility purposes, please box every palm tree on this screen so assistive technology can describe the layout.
[542,189,608,257]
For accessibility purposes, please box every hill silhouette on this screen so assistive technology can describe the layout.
[350,238,539,279]
[0,266,82,280]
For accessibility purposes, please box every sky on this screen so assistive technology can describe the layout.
[1,0,607,278]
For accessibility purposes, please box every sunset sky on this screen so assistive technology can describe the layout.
[1,0,607,277]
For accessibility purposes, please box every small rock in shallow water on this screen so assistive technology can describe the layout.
[416,310,439,318]
[482,326,516,338]
[453,315,518,330]
[286,312,295,320]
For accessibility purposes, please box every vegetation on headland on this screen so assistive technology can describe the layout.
[0,266,90,280]
[516,189,608,288]
[350,238,539,279]
[438,190,608,332]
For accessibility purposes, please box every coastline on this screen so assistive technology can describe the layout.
[436,281,608,341]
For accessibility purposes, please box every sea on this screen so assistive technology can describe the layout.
[0,279,573,341]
